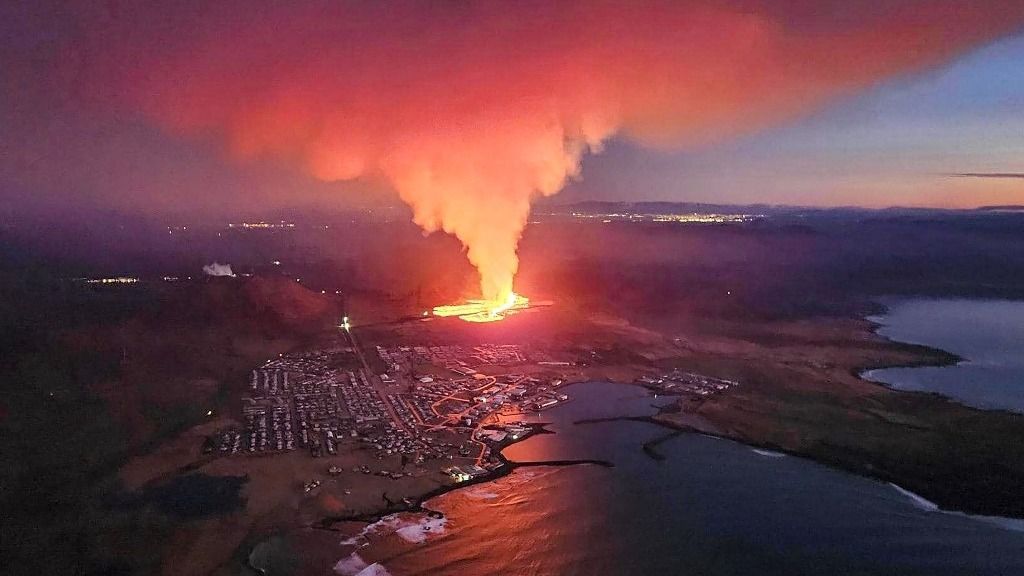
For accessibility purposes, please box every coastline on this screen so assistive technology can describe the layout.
[859,299,1024,416]
[854,302,962,378]
[577,401,1024,527]
[322,321,1024,531]
[889,482,1024,533]
[567,302,1024,521]
[312,422,614,531]
[328,380,1024,576]
[655,305,1024,519]
[257,357,1024,575]
[284,302,1024,568]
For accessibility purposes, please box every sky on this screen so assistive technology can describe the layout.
[1,0,1023,221]
[562,33,1024,208]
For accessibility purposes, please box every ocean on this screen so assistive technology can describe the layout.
[334,380,1024,576]
[864,298,1024,412]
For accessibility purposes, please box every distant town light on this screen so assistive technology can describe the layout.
[567,211,760,224]
[85,276,139,284]
[229,221,295,229]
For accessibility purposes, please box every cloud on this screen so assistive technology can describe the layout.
[65,1,1024,300]
[950,173,1024,179]
[202,262,236,277]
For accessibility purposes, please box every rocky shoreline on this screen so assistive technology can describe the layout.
[313,422,614,530]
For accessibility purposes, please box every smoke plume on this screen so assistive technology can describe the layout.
[202,262,236,278]
[73,1,1024,301]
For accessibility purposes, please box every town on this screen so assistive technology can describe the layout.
[208,339,577,485]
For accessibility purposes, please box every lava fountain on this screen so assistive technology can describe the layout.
[433,292,530,323]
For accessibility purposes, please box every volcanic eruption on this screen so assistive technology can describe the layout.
[71,1,1024,320]
[432,293,531,323]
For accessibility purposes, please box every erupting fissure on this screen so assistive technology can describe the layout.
[433,292,530,323]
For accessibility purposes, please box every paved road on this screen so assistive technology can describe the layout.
[343,326,412,434]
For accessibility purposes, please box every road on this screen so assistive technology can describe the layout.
[342,325,413,434]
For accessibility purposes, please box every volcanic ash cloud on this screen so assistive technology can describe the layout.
[76,1,1024,302]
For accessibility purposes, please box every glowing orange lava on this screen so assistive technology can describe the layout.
[433,293,529,323]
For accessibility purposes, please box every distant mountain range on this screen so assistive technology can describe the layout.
[541,200,1024,217]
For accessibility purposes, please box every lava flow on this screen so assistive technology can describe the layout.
[433,293,530,323]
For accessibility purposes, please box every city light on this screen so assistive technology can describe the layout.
[566,211,761,224]
[227,221,296,229]
[85,276,139,284]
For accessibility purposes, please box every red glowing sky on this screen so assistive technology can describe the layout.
[2,0,1023,218]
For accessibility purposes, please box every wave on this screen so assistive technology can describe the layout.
[335,553,392,575]
[339,534,368,548]
[750,448,786,458]
[889,483,1024,532]
[464,486,500,500]
[889,483,938,511]
[347,513,449,546]
[392,514,447,544]
[334,552,370,575]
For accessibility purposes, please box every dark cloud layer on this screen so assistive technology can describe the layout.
[952,173,1024,179]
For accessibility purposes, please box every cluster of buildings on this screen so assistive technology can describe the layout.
[637,370,739,397]
[381,361,569,428]
[215,344,515,467]
[372,343,578,473]
[210,338,578,490]
[376,344,535,375]
[443,464,490,483]
[372,345,573,472]
[214,347,399,458]
[335,369,387,423]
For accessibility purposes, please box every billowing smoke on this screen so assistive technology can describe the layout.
[73,1,1024,302]
[202,262,236,278]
